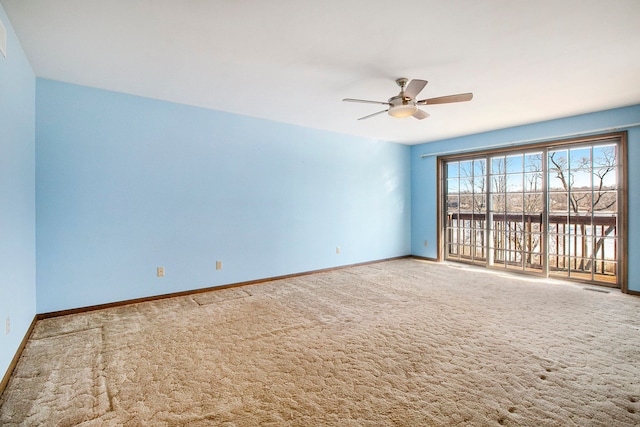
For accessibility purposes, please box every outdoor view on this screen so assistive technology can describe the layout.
[444,140,620,285]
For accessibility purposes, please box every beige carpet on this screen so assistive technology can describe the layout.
[1,259,640,426]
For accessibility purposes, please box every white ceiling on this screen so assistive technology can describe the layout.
[2,0,640,145]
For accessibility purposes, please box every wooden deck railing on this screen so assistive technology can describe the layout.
[446,212,617,278]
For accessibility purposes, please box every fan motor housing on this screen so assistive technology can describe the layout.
[388,95,417,118]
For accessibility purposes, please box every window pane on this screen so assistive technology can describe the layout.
[569,258,592,274]
[524,193,543,213]
[593,223,616,237]
[460,160,473,177]
[527,220,543,234]
[549,192,568,213]
[491,156,505,174]
[507,229,523,245]
[447,178,459,194]
[568,219,592,235]
[459,178,473,194]
[474,229,486,244]
[459,195,473,212]
[491,175,506,193]
[447,195,459,211]
[524,152,543,172]
[593,144,617,167]
[507,194,523,213]
[593,192,617,213]
[474,159,486,177]
[491,194,505,212]
[584,236,595,257]
[548,234,567,255]
[526,253,543,268]
[549,150,568,171]
[594,260,617,279]
[447,162,459,178]
[506,174,522,192]
[446,227,459,242]
[593,236,615,258]
[595,167,616,190]
[524,172,543,192]
[570,170,591,190]
[548,172,568,192]
[473,195,486,213]
[571,192,592,212]
[568,227,591,258]
[570,147,591,169]
[474,176,487,193]
[493,249,505,263]
[461,228,473,245]
[506,155,523,173]
[548,221,563,234]
[505,250,523,267]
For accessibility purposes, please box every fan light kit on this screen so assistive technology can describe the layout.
[343,77,473,121]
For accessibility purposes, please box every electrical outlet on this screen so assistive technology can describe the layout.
[424,240,428,247]
[336,247,341,254]
[157,267,165,277]
[5,317,9,335]
[216,261,222,270]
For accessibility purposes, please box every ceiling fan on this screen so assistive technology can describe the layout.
[343,78,473,120]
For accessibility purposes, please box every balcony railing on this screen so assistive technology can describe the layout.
[446,212,617,282]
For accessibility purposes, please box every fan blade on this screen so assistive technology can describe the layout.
[343,98,390,106]
[417,93,473,105]
[404,79,428,99]
[412,109,430,120]
[358,110,388,120]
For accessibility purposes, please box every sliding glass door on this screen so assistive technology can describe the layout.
[547,143,619,283]
[445,158,487,265]
[441,134,625,288]
[487,151,544,273]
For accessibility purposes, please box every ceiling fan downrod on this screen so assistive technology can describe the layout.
[395,78,409,97]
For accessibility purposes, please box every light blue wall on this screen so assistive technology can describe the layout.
[411,105,640,291]
[35,79,411,313]
[0,5,36,381]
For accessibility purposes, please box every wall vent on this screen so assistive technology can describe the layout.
[0,18,6,58]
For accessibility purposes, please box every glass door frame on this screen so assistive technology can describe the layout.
[436,132,628,292]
